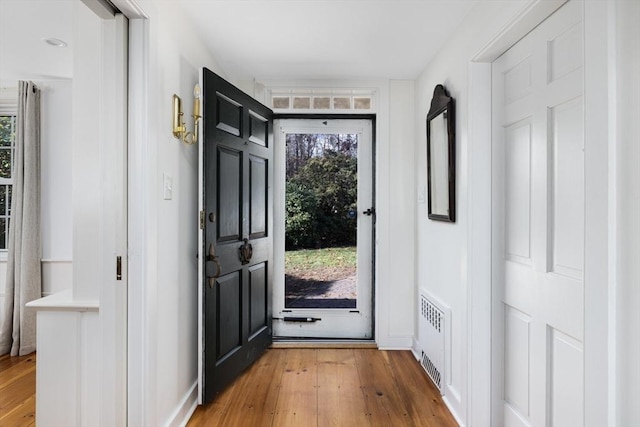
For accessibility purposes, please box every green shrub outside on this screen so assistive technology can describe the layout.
[285,151,357,250]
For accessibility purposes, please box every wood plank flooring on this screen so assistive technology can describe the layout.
[0,352,36,427]
[0,349,457,427]
[188,349,457,427]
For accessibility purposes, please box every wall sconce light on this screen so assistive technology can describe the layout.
[172,84,201,145]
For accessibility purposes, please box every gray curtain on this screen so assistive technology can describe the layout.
[0,81,41,356]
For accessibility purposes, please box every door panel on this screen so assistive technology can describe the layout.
[492,1,584,426]
[503,305,531,420]
[549,328,584,426]
[216,93,242,136]
[550,97,584,279]
[249,111,268,146]
[217,147,242,241]
[200,68,273,403]
[216,272,242,358]
[504,120,532,264]
[249,156,268,238]
[249,263,268,336]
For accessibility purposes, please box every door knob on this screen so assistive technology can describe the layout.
[363,207,375,216]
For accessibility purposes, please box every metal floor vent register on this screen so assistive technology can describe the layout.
[418,291,447,395]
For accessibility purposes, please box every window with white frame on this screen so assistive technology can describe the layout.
[0,113,15,250]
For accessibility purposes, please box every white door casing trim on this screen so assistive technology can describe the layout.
[100,13,129,426]
[127,16,153,427]
[583,1,612,425]
[95,1,148,424]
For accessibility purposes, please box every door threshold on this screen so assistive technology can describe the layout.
[270,339,377,349]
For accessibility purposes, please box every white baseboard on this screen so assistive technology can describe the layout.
[377,335,414,350]
[165,381,199,427]
[443,394,465,427]
[411,347,420,361]
[412,336,421,357]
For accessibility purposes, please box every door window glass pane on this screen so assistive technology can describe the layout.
[284,133,358,309]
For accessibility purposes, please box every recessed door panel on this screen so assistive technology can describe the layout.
[250,156,267,238]
[216,272,242,361]
[505,121,532,264]
[249,111,268,147]
[249,262,268,337]
[549,328,584,427]
[216,92,242,137]
[504,305,531,418]
[548,22,583,83]
[217,147,242,241]
[550,97,584,279]
[504,58,532,105]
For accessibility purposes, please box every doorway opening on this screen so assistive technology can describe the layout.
[284,132,359,309]
[274,118,374,339]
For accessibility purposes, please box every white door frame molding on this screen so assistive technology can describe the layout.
[100,12,129,426]
[467,0,611,426]
[126,16,153,427]
[110,0,149,425]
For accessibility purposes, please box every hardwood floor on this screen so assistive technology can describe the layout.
[0,352,36,427]
[0,349,457,427]
[188,348,457,427]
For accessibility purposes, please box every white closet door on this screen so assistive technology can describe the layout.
[492,1,585,426]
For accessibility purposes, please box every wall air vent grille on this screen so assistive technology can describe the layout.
[418,291,446,395]
[421,350,441,389]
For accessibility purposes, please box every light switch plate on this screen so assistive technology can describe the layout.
[417,186,426,204]
[163,173,173,200]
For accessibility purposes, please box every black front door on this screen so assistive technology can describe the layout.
[201,68,273,403]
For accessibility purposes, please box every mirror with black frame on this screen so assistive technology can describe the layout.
[426,84,455,222]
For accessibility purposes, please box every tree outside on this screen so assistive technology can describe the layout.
[285,133,358,308]
[0,116,14,178]
[285,133,357,249]
[0,116,14,249]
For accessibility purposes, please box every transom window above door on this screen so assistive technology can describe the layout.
[267,88,375,113]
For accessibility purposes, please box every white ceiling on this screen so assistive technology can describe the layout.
[0,0,479,82]
[0,0,74,81]
[180,0,479,80]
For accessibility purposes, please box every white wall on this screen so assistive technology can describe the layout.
[615,0,640,424]
[0,79,73,322]
[72,1,102,301]
[128,1,226,425]
[413,0,530,424]
[41,79,73,294]
[414,0,640,425]
[385,80,416,346]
